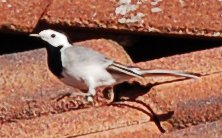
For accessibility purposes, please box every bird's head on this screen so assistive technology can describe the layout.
[30,29,71,48]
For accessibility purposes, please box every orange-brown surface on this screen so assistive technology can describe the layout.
[0,0,51,32]
[0,0,222,137]
[42,0,222,37]
[0,0,221,37]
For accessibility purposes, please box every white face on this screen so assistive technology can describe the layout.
[30,29,70,47]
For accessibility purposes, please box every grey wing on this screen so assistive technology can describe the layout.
[62,46,141,84]
[62,46,113,67]
[64,46,141,78]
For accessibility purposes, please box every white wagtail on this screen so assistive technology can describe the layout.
[30,29,199,102]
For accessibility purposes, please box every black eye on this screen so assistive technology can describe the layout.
[51,34,56,38]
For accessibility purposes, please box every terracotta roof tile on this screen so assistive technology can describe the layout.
[0,0,51,32]
[0,105,160,137]
[42,0,222,37]
[160,120,222,138]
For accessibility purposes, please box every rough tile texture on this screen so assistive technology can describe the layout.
[0,0,51,32]
[42,0,222,37]
[79,122,159,138]
[0,105,158,137]
[159,120,222,138]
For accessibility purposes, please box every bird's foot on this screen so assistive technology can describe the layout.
[86,95,94,102]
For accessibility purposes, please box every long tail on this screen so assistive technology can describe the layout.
[138,69,199,79]
[109,62,199,79]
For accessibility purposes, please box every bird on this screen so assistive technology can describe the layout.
[30,29,199,102]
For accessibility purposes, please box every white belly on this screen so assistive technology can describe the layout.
[61,66,116,90]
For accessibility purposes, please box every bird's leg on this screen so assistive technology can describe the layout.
[86,87,96,102]
[85,78,97,102]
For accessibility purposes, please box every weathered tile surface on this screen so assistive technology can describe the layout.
[0,0,51,32]
[42,0,222,37]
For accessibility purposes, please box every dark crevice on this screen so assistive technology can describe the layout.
[0,29,222,62]
[124,35,222,62]
[0,33,46,55]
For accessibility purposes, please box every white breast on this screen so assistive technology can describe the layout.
[61,65,116,90]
